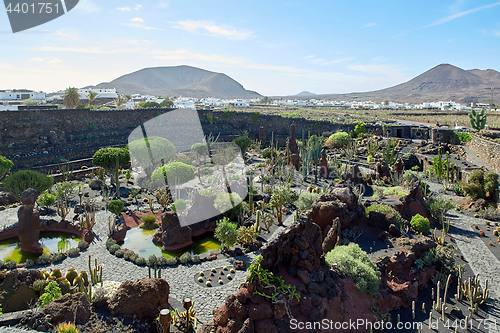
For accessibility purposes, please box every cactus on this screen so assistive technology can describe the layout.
[460,273,489,314]
[88,255,103,287]
[469,109,487,130]
[50,269,62,279]
[41,270,50,280]
[79,270,89,283]
[253,210,262,235]
[149,264,162,279]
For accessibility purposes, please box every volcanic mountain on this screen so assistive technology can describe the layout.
[298,64,500,104]
[91,65,261,99]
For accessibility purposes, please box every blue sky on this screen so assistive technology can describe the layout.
[1,0,500,96]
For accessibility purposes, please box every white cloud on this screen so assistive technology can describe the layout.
[158,2,168,9]
[122,22,164,31]
[173,20,252,40]
[75,0,102,13]
[48,30,80,41]
[29,46,146,54]
[28,57,63,64]
[131,17,144,22]
[135,4,142,10]
[395,1,500,37]
[29,57,45,62]
[304,55,354,66]
[117,6,131,11]
[364,23,377,27]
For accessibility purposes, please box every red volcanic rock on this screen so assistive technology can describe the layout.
[254,318,279,333]
[43,292,91,325]
[233,260,246,270]
[108,278,169,319]
[235,286,250,304]
[245,302,273,321]
[225,295,247,321]
[213,304,229,326]
[153,210,192,250]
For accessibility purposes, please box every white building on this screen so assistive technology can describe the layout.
[0,90,45,101]
[78,88,118,99]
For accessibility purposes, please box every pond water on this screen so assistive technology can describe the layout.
[120,228,221,258]
[0,232,82,263]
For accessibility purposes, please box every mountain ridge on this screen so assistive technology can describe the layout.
[90,65,261,99]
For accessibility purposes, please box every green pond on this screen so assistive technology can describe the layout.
[120,228,221,258]
[0,232,82,263]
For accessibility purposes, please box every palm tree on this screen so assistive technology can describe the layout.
[62,87,80,109]
[115,96,127,109]
[88,91,99,106]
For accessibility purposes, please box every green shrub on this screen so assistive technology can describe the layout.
[325,243,381,295]
[54,181,76,202]
[262,149,277,159]
[3,170,54,201]
[142,214,157,224]
[172,199,186,213]
[157,256,167,266]
[0,156,13,181]
[78,240,88,250]
[39,281,62,307]
[423,196,454,221]
[233,136,252,155]
[365,204,404,227]
[108,200,124,216]
[108,244,120,254]
[37,191,57,208]
[351,121,366,138]
[328,132,351,147]
[114,249,124,257]
[214,192,242,213]
[455,131,473,143]
[123,251,134,261]
[166,257,178,266]
[135,256,146,265]
[147,255,158,267]
[297,192,321,211]
[151,162,195,185]
[179,252,192,264]
[410,214,430,234]
[215,217,239,250]
[106,238,117,250]
[191,143,208,156]
[67,247,80,257]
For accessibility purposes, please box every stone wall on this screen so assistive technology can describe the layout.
[0,108,367,171]
[467,136,500,173]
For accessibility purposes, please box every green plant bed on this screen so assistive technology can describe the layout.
[0,232,81,264]
[371,185,409,199]
[119,228,221,260]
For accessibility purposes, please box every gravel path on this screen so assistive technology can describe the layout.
[0,204,296,332]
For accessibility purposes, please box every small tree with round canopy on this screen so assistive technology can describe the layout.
[92,147,130,197]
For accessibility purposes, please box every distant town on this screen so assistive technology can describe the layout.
[0,87,498,112]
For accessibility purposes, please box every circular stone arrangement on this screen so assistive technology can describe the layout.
[195,265,236,287]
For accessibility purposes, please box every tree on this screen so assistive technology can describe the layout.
[124,94,132,101]
[23,98,39,107]
[135,101,161,109]
[92,147,130,197]
[233,136,252,155]
[88,91,99,106]
[115,96,127,109]
[260,96,272,104]
[2,170,53,201]
[62,87,80,109]
[160,98,174,108]
[128,137,176,178]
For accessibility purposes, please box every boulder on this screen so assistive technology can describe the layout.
[321,217,340,254]
[108,278,170,319]
[43,292,91,325]
[89,179,102,190]
[0,270,40,313]
[233,260,246,270]
[153,210,192,250]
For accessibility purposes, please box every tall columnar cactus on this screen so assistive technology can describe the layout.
[459,273,489,314]
[469,109,487,130]
[88,255,103,287]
